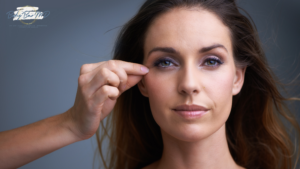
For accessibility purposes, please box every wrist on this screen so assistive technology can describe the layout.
[60,108,85,142]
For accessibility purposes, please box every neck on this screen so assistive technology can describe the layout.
[156,124,241,169]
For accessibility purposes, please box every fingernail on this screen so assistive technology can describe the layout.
[141,66,149,73]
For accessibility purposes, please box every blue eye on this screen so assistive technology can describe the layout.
[154,58,175,68]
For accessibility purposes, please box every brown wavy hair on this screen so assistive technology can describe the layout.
[95,0,300,169]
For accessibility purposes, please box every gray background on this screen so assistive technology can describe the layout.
[1,0,299,169]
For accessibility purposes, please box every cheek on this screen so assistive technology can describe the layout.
[143,70,176,123]
[143,70,175,106]
[204,68,235,122]
[206,71,234,101]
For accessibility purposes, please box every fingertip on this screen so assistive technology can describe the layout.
[141,66,149,73]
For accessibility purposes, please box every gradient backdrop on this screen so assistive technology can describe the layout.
[1,0,300,168]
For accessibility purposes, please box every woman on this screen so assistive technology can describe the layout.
[0,0,299,169]
[96,0,300,169]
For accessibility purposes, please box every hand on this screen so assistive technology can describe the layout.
[66,60,149,140]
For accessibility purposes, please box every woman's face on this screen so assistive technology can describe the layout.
[138,7,246,142]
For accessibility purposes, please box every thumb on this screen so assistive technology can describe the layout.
[122,75,143,92]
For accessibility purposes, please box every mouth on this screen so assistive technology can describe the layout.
[172,104,209,119]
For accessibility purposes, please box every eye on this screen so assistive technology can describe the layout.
[154,58,175,68]
[203,57,223,67]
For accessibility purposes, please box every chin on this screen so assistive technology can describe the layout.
[162,123,213,142]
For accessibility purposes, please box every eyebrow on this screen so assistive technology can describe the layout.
[147,44,228,57]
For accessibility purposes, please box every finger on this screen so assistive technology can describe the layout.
[103,60,147,90]
[81,60,147,92]
[85,68,120,96]
[92,85,119,105]
[110,67,128,92]
[121,75,143,92]
[79,62,104,75]
[88,60,128,91]
[90,65,128,93]
[106,60,149,75]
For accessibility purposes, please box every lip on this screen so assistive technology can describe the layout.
[172,104,209,119]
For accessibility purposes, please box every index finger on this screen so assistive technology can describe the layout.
[114,60,149,75]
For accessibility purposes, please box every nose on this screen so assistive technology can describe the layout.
[177,65,201,96]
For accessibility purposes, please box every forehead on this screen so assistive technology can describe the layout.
[143,7,232,60]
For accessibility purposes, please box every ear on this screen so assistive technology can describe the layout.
[137,78,149,97]
[232,66,247,96]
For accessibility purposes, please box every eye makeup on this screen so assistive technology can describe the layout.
[153,57,178,68]
[152,55,224,69]
[203,55,224,67]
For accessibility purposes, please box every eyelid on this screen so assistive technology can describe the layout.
[205,51,225,61]
[153,56,179,69]
[157,56,178,64]
[164,56,179,63]
[204,53,223,60]
[203,54,223,61]
[153,54,224,68]
[201,55,224,67]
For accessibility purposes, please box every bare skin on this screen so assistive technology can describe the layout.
[0,6,247,169]
[138,7,246,169]
[0,61,149,169]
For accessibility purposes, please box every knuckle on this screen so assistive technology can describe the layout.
[132,63,139,72]
[80,64,90,74]
[78,74,88,86]
[107,60,117,69]
[101,85,110,95]
[120,73,127,85]
[132,63,136,71]
[109,87,119,99]
[99,68,110,79]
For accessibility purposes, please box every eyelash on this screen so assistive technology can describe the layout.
[154,56,224,68]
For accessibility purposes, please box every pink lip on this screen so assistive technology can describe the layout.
[172,104,209,119]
